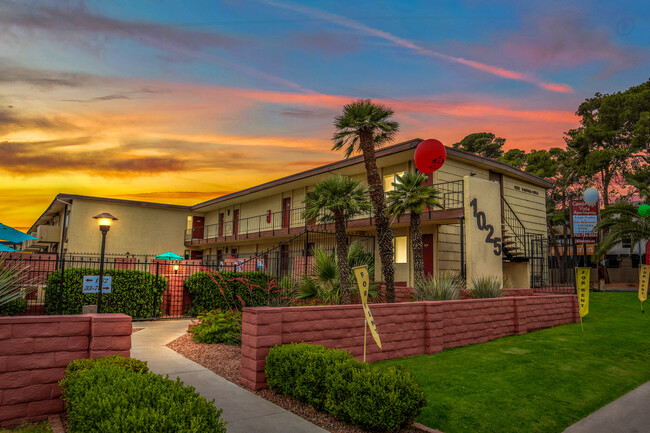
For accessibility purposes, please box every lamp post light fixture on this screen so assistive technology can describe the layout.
[173,264,180,274]
[92,213,118,313]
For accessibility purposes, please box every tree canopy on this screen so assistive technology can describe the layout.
[452,132,506,159]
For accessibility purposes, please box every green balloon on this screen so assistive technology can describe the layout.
[639,204,650,217]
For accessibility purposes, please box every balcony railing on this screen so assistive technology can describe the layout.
[185,179,464,243]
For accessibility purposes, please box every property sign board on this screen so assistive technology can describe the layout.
[82,275,112,294]
[571,200,599,243]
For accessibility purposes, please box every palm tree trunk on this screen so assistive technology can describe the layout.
[359,131,395,302]
[410,211,425,290]
[334,211,351,304]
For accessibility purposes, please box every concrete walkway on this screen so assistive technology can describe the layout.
[130,320,327,433]
[563,381,650,433]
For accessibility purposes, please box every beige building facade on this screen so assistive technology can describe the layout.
[24,139,550,288]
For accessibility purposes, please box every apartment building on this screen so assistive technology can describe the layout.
[183,139,551,287]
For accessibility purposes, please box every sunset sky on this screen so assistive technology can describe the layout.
[1,0,649,231]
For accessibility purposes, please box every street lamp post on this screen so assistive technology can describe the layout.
[92,213,118,313]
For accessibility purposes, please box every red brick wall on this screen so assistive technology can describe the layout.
[0,314,131,427]
[240,295,578,390]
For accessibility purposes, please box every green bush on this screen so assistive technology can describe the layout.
[190,309,242,345]
[44,268,167,318]
[265,343,426,431]
[414,272,463,301]
[468,275,504,299]
[61,363,227,433]
[0,298,27,316]
[59,355,149,391]
[185,271,270,314]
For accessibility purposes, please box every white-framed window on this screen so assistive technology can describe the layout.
[383,171,405,192]
[393,236,408,263]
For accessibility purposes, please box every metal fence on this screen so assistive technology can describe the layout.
[528,235,596,294]
[0,230,374,319]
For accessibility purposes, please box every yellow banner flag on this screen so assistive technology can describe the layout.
[576,267,590,318]
[639,264,649,303]
[353,266,382,350]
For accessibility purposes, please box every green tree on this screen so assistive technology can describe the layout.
[594,176,650,260]
[303,175,371,304]
[452,132,506,159]
[332,99,400,302]
[385,172,443,290]
[499,148,526,169]
[565,79,650,206]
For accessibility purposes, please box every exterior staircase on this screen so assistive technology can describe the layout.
[501,197,529,262]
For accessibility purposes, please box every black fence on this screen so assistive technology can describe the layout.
[0,231,375,320]
[529,235,597,294]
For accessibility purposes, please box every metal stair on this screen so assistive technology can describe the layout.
[501,197,528,262]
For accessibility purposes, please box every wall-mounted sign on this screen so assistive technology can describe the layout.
[571,200,598,242]
[82,275,112,294]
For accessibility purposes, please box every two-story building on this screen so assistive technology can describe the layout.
[25,138,551,288]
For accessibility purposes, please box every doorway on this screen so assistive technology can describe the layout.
[423,234,434,278]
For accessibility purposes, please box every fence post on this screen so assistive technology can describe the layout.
[58,253,66,315]
[152,261,160,318]
[304,230,309,276]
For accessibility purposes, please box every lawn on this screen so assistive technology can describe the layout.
[0,422,51,433]
[378,292,650,433]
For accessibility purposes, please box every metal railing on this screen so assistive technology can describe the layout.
[501,196,527,259]
[185,180,464,243]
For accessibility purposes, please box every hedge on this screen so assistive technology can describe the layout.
[265,343,426,432]
[60,356,227,433]
[44,268,167,318]
[190,309,242,345]
[0,298,27,316]
[185,271,270,314]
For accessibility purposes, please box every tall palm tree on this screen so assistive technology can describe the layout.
[303,176,371,304]
[332,99,400,302]
[386,172,444,290]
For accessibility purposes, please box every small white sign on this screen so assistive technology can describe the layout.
[82,275,112,294]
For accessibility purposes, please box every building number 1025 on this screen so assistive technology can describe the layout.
[469,198,502,256]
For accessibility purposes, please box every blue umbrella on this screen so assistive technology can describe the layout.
[0,244,15,252]
[155,252,184,261]
[0,223,37,244]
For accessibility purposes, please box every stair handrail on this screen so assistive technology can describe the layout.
[501,196,528,257]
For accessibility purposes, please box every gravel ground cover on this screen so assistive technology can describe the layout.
[167,333,423,433]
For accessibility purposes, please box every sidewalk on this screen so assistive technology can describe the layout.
[130,320,327,433]
[563,381,650,433]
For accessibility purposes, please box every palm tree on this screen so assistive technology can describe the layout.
[594,176,650,260]
[303,176,371,304]
[332,99,400,302]
[385,172,444,290]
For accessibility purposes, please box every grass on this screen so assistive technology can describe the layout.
[378,292,650,433]
[0,422,52,433]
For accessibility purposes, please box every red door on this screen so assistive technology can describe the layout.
[218,213,224,237]
[422,234,434,278]
[282,198,291,228]
[233,209,239,235]
[192,216,205,239]
[191,250,203,260]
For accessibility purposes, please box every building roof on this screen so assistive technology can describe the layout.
[191,138,552,210]
[28,193,191,234]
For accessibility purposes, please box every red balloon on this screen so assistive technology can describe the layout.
[414,139,446,174]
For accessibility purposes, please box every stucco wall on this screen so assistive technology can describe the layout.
[66,200,194,255]
[0,314,132,427]
[240,294,578,390]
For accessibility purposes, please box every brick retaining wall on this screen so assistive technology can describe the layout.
[0,314,131,427]
[240,295,578,390]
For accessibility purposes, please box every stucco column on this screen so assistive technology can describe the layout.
[463,176,503,283]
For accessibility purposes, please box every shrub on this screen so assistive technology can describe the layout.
[185,270,270,314]
[0,298,27,316]
[59,355,149,390]
[414,272,463,301]
[61,363,227,433]
[265,343,353,410]
[265,343,426,431]
[190,309,242,345]
[468,275,504,298]
[44,268,167,318]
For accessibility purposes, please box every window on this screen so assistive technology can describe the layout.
[383,171,405,192]
[186,216,193,230]
[393,236,408,263]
